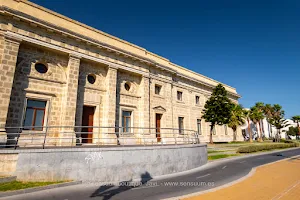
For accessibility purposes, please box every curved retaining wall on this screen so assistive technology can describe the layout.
[0,144,207,183]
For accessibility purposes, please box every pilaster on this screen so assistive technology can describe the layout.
[102,66,118,144]
[59,54,80,145]
[0,35,21,132]
[141,75,150,130]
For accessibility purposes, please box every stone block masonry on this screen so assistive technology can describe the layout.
[0,0,242,145]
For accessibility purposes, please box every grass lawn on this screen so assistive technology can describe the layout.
[208,154,240,160]
[0,181,66,192]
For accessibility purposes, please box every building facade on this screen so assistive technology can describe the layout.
[0,0,241,146]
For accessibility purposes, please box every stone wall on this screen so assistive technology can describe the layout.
[0,144,207,183]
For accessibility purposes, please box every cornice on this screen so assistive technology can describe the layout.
[3,32,22,44]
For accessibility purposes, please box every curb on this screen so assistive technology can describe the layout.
[162,152,300,200]
[0,180,82,198]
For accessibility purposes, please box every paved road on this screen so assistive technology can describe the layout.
[3,148,300,200]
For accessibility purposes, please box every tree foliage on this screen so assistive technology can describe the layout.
[202,84,233,143]
[286,126,298,136]
[228,104,245,141]
[291,115,300,137]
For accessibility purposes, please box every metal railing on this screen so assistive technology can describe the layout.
[0,126,200,149]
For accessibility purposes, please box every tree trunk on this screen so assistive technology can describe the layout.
[268,122,271,138]
[210,124,214,144]
[277,129,280,142]
[261,119,264,134]
[257,122,262,142]
[248,118,252,143]
[259,120,263,140]
[233,128,237,141]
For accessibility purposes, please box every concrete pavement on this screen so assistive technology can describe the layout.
[184,155,300,200]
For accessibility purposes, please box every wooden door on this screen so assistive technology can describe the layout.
[156,114,162,142]
[82,106,95,143]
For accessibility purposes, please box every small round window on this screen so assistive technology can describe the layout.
[124,82,131,91]
[87,74,96,84]
[35,63,48,74]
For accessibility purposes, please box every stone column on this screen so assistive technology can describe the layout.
[59,54,80,146]
[102,66,118,144]
[0,35,21,135]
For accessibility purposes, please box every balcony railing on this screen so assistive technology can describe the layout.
[0,126,200,149]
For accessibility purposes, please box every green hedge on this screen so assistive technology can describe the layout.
[236,143,298,153]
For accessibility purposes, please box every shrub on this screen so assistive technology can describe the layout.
[236,143,297,153]
[283,140,294,143]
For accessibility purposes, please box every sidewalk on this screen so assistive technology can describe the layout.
[184,156,300,200]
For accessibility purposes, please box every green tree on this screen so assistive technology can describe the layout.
[249,106,264,142]
[202,84,233,144]
[228,104,245,141]
[291,115,300,139]
[286,126,298,137]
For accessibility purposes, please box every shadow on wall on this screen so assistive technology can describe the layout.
[90,171,152,200]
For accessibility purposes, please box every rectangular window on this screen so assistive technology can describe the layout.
[23,99,47,131]
[155,85,162,95]
[197,119,202,135]
[177,91,183,101]
[122,111,132,133]
[195,96,200,105]
[224,125,228,135]
[213,126,217,135]
[178,117,184,134]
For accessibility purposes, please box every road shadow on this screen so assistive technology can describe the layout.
[273,153,300,162]
[90,171,153,199]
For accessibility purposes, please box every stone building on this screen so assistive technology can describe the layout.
[0,0,242,146]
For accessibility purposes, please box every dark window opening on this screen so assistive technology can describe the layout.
[197,119,202,135]
[155,85,161,95]
[196,96,200,105]
[178,117,184,134]
[122,111,132,133]
[177,91,183,101]
[124,82,131,91]
[35,63,48,74]
[23,99,46,131]
[87,74,96,84]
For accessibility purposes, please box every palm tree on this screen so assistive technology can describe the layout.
[291,115,300,140]
[243,109,253,143]
[254,102,265,137]
[269,104,285,142]
[263,104,273,138]
[228,104,245,141]
[249,106,264,142]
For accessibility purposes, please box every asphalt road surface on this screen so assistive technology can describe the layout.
[3,148,300,200]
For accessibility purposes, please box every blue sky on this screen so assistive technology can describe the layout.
[31,0,300,118]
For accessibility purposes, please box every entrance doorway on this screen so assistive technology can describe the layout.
[156,114,162,142]
[82,106,95,144]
